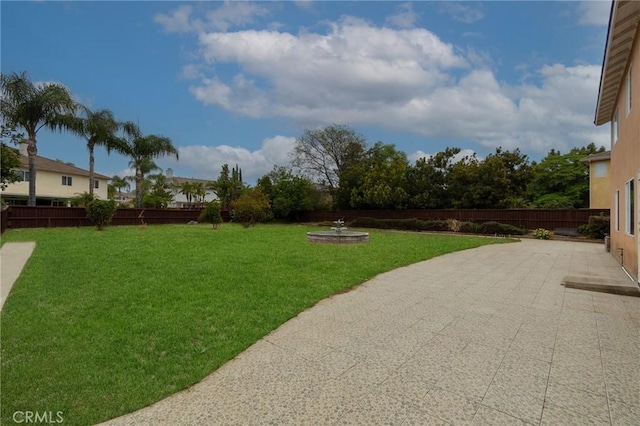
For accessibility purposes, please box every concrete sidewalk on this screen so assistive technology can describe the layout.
[0,242,35,312]
[101,239,640,425]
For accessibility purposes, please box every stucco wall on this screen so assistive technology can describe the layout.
[3,170,108,201]
[610,28,640,279]
[589,161,611,209]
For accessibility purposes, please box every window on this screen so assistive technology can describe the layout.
[93,180,99,189]
[594,162,607,177]
[612,108,619,144]
[16,170,29,181]
[625,179,634,235]
[62,176,73,186]
[627,65,633,115]
[615,190,620,232]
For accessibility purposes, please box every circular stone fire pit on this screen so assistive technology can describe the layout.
[307,220,369,244]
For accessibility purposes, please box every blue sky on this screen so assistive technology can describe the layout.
[2,1,612,184]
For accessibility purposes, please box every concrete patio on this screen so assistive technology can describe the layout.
[101,239,640,425]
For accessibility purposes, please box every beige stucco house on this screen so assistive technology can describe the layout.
[595,0,640,280]
[2,151,109,206]
[581,151,611,209]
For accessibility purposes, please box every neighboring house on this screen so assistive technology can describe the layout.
[595,0,640,280]
[581,151,611,209]
[166,168,217,208]
[2,146,110,206]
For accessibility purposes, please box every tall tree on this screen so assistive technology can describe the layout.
[407,147,461,209]
[349,143,410,209]
[528,143,604,208]
[117,126,179,208]
[291,124,367,194]
[180,181,195,207]
[0,71,77,205]
[109,175,130,199]
[257,166,315,220]
[1,124,23,190]
[64,106,129,196]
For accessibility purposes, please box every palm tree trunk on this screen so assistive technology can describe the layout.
[135,170,143,208]
[88,142,95,196]
[27,135,37,206]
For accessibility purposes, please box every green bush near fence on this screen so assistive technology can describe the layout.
[349,217,527,235]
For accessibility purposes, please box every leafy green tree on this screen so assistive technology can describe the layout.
[406,147,461,209]
[1,123,25,191]
[257,166,315,220]
[116,125,179,208]
[212,164,244,210]
[0,71,77,205]
[349,142,410,209]
[447,147,532,209]
[64,106,131,196]
[291,124,367,195]
[86,199,118,230]
[198,201,223,228]
[528,143,604,208]
[231,188,271,226]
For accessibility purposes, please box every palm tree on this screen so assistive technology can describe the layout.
[192,182,206,207]
[0,71,77,205]
[65,106,129,196]
[180,181,194,207]
[110,175,130,199]
[118,128,179,208]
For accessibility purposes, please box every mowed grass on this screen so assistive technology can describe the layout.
[1,224,510,425]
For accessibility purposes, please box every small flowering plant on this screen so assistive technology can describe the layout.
[534,228,552,240]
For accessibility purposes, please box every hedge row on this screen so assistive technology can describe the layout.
[348,217,527,236]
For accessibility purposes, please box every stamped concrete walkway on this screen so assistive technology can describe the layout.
[0,242,36,312]
[102,240,640,425]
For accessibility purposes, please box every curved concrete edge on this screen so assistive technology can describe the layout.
[0,242,36,311]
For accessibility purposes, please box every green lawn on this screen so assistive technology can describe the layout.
[1,224,510,425]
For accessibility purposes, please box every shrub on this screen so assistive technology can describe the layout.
[199,201,223,229]
[446,219,462,232]
[586,214,610,239]
[349,217,389,229]
[478,221,527,236]
[86,200,117,230]
[534,228,552,240]
[459,222,480,233]
[231,188,271,227]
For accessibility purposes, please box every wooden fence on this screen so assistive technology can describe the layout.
[299,209,610,231]
[0,206,609,234]
[0,206,231,233]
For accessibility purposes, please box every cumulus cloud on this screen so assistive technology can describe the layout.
[154,1,268,33]
[169,136,296,183]
[386,2,419,29]
[164,11,608,156]
[576,0,610,26]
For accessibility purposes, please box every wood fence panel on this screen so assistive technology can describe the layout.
[299,209,609,230]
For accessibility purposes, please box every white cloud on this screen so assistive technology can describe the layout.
[170,136,296,183]
[576,1,610,26]
[154,1,268,33]
[175,15,608,156]
[386,3,419,29]
[439,2,485,24]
